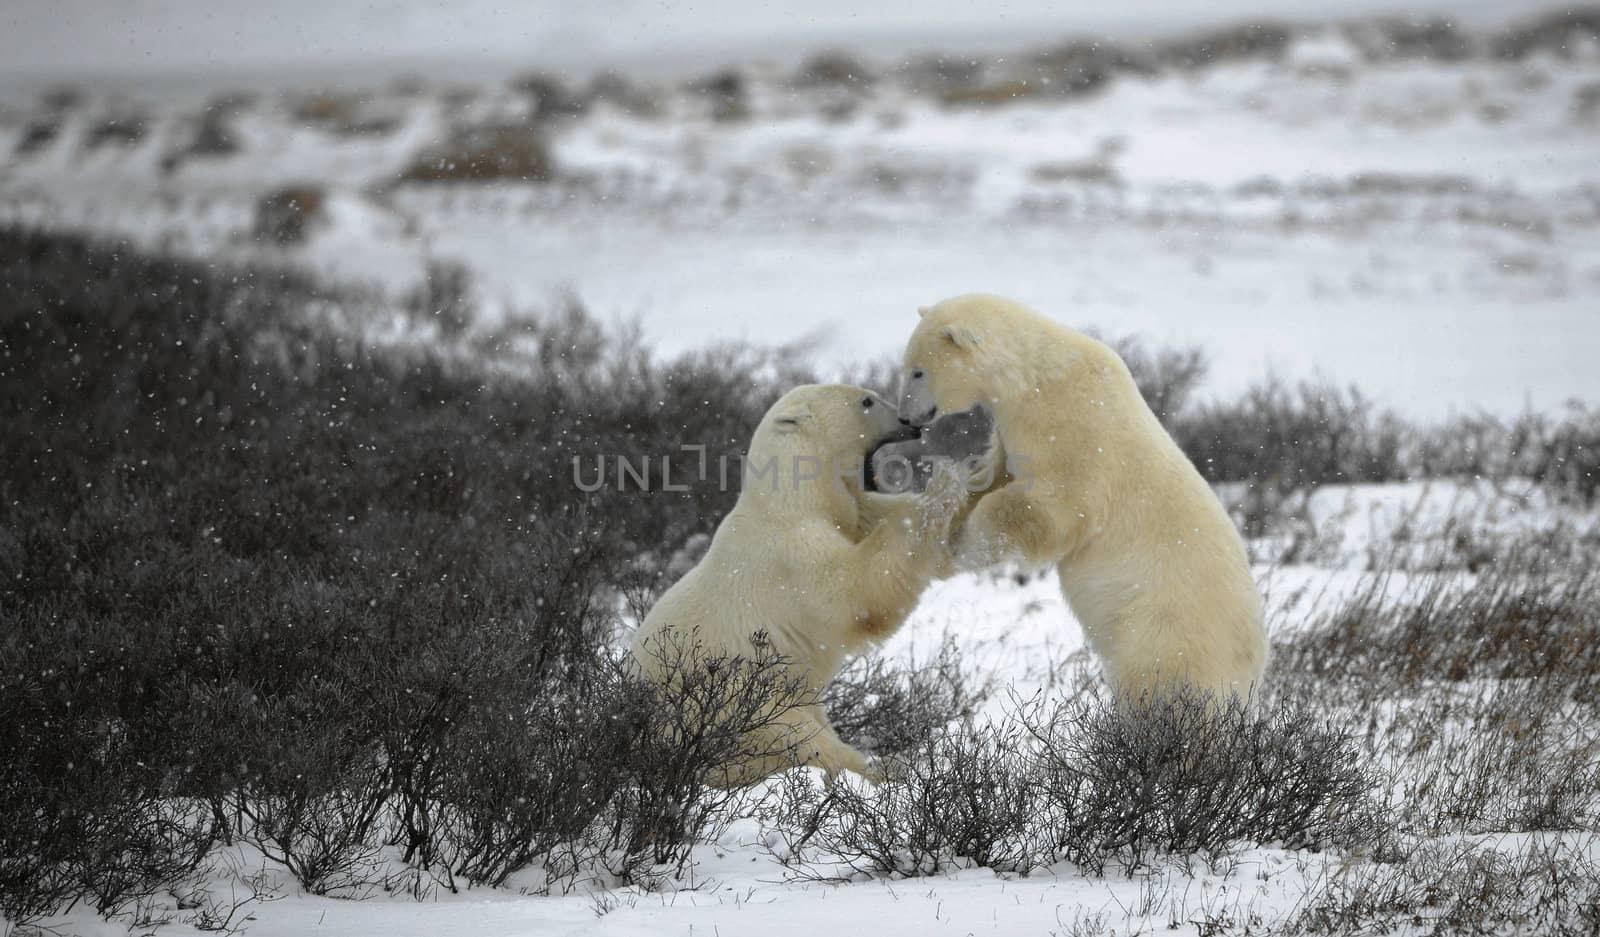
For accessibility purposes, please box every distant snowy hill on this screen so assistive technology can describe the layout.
[0,0,1549,81]
[2,6,1597,417]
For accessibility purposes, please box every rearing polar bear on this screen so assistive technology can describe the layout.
[631,384,967,784]
[896,294,1266,700]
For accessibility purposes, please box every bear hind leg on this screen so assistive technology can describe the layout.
[716,707,879,787]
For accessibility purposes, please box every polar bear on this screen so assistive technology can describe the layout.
[895,294,1266,701]
[630,384,967,784]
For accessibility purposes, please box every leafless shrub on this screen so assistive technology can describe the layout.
[1029,41,1154,96]
[1027,687,1382,874]
[769,686,1378,882]
[512,71,591,121]
[1157,21,1294,69]
[0,226,812,920]
[372,526,626,890]
[162,110,242,173]
[13,119,61,156]
[401,124,554,183]
[1491,8,1600,61]
[179,855,278,934]
[407,259,475,337]
[5,221,1597,932]
[1030,158,1120,185]
[380,633,818,893]
[420,672,641,888]
[207,681,391,896]
[293,91,360,126]
[1296,837,1600,935]
[1347,172,1474,196]
[688,69,749,122]
[1386,685,1600,836]
[185,113,241,158]
[1271,547,1600,694]
[823,635,989,758]
[83,114,147,149]
[1268,548,1600,841]
[937,20,1287,110]
[1343,17,1478,62]
[253,185,327,245]
[773,720,1043,879]
[588,71,663,118]
[940,78,1052,108]
[0,673,216,926]
[1101,333,1210,423]
[832,354,900,398]
[893,54,985,97]
[1171,378,1406,501]
[1104,338,1591,513]
[289,90,397,134]
[794,51,876,90]
[1417,404,1600,506]
[608,632,817,879]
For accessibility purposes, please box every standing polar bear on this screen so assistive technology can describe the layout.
[630,384,966,784]
[896,294,1266,700]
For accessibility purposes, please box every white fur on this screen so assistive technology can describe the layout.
[899,294,1267,700]
[629,384,963,783]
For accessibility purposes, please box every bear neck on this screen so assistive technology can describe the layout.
[737,446,860,532]
[993,345,1154,487]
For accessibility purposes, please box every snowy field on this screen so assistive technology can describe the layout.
[3,4,1600,936]
[2,6,1600,416]
[22,477,1600,937]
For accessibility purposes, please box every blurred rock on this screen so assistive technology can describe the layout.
[254,186,327,245]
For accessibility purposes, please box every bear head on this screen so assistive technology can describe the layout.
[896,294,1029,427]
[745,384,915,516]
[897,293,1114,429]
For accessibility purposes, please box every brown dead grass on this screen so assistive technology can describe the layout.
[400,125,553,183]
[254,186,327,244]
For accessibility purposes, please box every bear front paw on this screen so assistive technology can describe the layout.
[952,528,1011,572]
[913,462,965,539]
[815,743,876,785]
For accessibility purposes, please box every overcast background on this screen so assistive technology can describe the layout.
[2,0,1595,418]
[0,0,1540,79]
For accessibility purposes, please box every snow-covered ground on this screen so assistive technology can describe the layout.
[3,10,1599,417]
[52,840,1326,937]
[22,477,1598,936]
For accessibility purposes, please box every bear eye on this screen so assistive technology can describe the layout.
[912,370,925,380]
[861,397,874,409]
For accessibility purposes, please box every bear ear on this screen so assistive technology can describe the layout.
[941,324,980,350]
[772,410,811,434]
[917,305,932,319]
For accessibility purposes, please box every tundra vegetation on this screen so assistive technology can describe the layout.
[1,227,1596,932]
